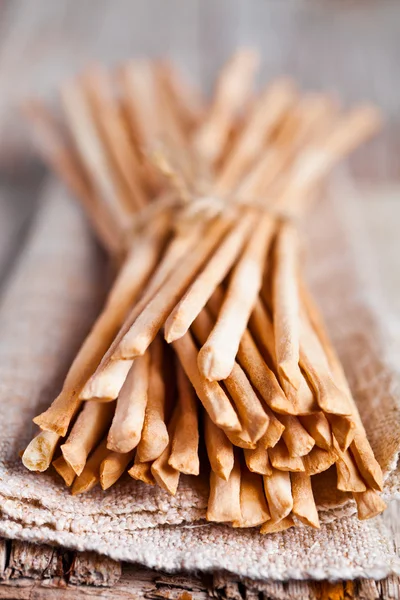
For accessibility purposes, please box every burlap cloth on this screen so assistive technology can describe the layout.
[0,176,399,581]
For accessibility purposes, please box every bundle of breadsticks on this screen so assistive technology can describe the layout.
[21,49,386,534]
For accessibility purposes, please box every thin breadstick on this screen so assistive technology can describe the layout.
[207,288,293,415]
[100,450,135,490]
[35,217,168,432]
[303,446,338,476]
[214,78,296,196]
[279,414,315,457]
[164,211,256,343]
[107,353,150,453]
[172,331,241,432]
[353,489,387,521]
[52,455,76,487]
[119,60,161,151]
[156,60,205,132]
[300,280,383,490]
[114,215,236,360]
[259,408,286,448]
[61,401,115,475]
[233,467,270,528]
[249,300,316,414]
[198,213,274,381]
[71,439,110,495]
[299,310,351,416]
[22,100,122,255]
[81,223,204,402]
[225,429,256,450]
[268,441,305,473]
[260,515,295,534]
[61,79,133,232]
[191,307,268,442]
[168,365,199,475]
[263,468,293,521]
[300,413,332,450]
[272,221,302,389]
[136,338,169,462]
[128,453,155,485]
[335,447,366,493]
[206,456,242,522]
[83,65,147,210]
[291,472,320,528]
[244,445,272,476]
[151,407,180,495]
[193,49,259,166]
[327,414,355,451]
[22,430,60,472]
[350,437,383,492]
[204,412,234,480]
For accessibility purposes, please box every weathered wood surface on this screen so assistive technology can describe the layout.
[0,537,399,599]
[0,0,399,598]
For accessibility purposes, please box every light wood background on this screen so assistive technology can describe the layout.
[0,1,399,598]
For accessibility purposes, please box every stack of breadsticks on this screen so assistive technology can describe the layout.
[21,49,386,534]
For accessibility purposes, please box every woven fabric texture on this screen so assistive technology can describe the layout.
[0,177,399,581]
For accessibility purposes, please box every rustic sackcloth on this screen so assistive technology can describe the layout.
[0,176,399,581]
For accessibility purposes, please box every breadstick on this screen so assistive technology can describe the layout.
[204,412,234,480]
[128,453,155,485]
[263,468,293,521]
[291,472,320,528]
[300,413,332,451]
[244,444,272,476]
[191,307,268,442]
[114,215,235,360]
[233,467,270,528]
[300,281,383,490]
[167,365,199,475]
[259,408,286,448]
[172,331,241,432]
[156,60,205,132]
[81,222,204,402]
[272,221,302,389]
[206,456,242,522]
[249,300,316,414]
[151,406,180,495]
[279,414,315,457]
[35,217,168,432]
[327,414,355,451]
[71,439,110,495]
[22,100,122,256]
[136,338,169,462]
[61,401,115,475]
[207,288,293,416]
[52,455,76,487]
[353,489,387,521]
[214,78,296,196]
[198,213,274,381]
[107,353,150,453]
[164,212,256,343]
[268,441,305,473]
[260,516,295,535]
[193,49,259,166]
[61,79,133,232]
[22,430,60,472]
[100,450,135,490]
[335,449,366,493]
[225,429,256,450]
[303,446,338,476]
[299,310,351,416]
[83,65,147,210]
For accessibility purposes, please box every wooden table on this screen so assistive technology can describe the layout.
[0,1,399,597]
